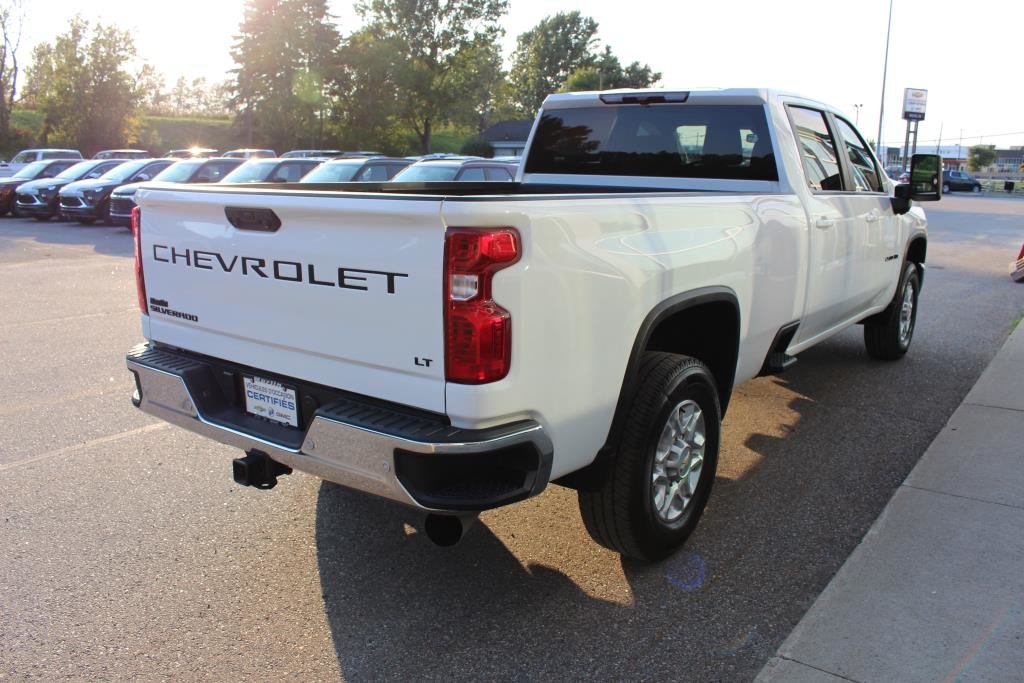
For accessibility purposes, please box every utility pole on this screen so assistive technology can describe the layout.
[854,103,863,126]
[876,0,894,161]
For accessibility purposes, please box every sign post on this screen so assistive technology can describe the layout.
[902,88,928,168]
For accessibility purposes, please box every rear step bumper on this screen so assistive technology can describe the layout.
[126,344,552,512]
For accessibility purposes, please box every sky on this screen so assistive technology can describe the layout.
[16,0,1024,150]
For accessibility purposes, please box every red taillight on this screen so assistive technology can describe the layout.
[444,228,520,384]
[131,206,147,314]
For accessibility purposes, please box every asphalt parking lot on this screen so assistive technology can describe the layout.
[2,195,1022,680]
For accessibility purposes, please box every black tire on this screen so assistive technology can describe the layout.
[578,352,720,561]
[972,184,981,193]
[98,200,111,225]
[864,261,920,360]
[942,183,951,194]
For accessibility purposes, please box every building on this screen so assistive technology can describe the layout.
[480,120,533,158]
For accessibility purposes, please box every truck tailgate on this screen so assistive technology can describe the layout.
[136,187,446,413]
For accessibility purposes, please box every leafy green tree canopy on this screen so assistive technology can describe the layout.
[231,0,341,150]
[967,144,996,172]
[23,17,145,153]
[348,0,509,153]
[562,46,661,93]
[507,11,598,115]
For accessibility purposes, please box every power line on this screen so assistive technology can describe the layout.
[882,129,1024,147]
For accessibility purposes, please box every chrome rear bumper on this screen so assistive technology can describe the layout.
[126,344,552,511]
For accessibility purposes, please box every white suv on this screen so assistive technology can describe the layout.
[0,148,83,177]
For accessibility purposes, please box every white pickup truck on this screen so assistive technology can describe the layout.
[126,89,941,560]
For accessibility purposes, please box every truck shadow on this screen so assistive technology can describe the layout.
[313,262,1017,680]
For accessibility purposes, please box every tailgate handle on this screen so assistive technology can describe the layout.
[225,207,281,232]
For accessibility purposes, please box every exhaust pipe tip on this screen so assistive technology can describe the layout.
[423,513,478,547]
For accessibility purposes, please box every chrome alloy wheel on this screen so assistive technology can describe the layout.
[651,399,706,524]
[898,278,916,346]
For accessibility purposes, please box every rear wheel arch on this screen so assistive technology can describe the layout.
[556,286,740,491]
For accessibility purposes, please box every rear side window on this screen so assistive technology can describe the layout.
[834,117,882,192]
[524,104,777,180]
[457,167,486,181]
[485,167,513,181]
[788,107,843,191]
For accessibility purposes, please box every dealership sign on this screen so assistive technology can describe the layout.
[903,88,927,121]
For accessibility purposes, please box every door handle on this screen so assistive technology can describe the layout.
[815,217,835,229]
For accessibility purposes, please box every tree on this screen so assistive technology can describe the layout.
[350,0,509,154]
[562,46,661,92]
[507,12,598,115]
[967,144,996,172]
[23,17,144,153]
[231,0,341,150]
[0,0,24,152]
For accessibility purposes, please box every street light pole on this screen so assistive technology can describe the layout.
[854,103,863,126]
[876,0,894,162]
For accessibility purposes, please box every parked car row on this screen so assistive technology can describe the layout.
[1,151,522,226]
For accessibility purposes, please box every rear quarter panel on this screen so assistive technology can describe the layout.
[442,193,808,478]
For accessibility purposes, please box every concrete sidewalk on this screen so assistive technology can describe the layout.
[757,320,1024,683]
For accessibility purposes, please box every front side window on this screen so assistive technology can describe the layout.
[222,160,277,183]
[355,164,390,181]
[788,107,843,191]
[193,162,237,182]
[301,161,361,182]
[154,161,203,182]
[524,103,778,180]
[392,164,460,182]
[834,117,882,192]
[269,163,306,182]
[11,151,36,164]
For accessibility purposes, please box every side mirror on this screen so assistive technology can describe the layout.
[892,153,941,214]
[909,154,941,201]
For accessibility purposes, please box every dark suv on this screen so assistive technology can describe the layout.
[0,159,79,216]
[942,170,981,193]
[15,159,129,221]
[59,158,174,224]
[108,157,244,226]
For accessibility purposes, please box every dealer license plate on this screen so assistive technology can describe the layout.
[242,375,299,428]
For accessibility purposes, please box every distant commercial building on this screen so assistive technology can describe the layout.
[883,144,1022,174]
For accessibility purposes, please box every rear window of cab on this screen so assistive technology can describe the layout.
[525,104,777,181]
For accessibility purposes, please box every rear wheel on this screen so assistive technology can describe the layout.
[578,352,720,561]
[972,184,981,193]
[864,261,920,360]
[942,183,951,194]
